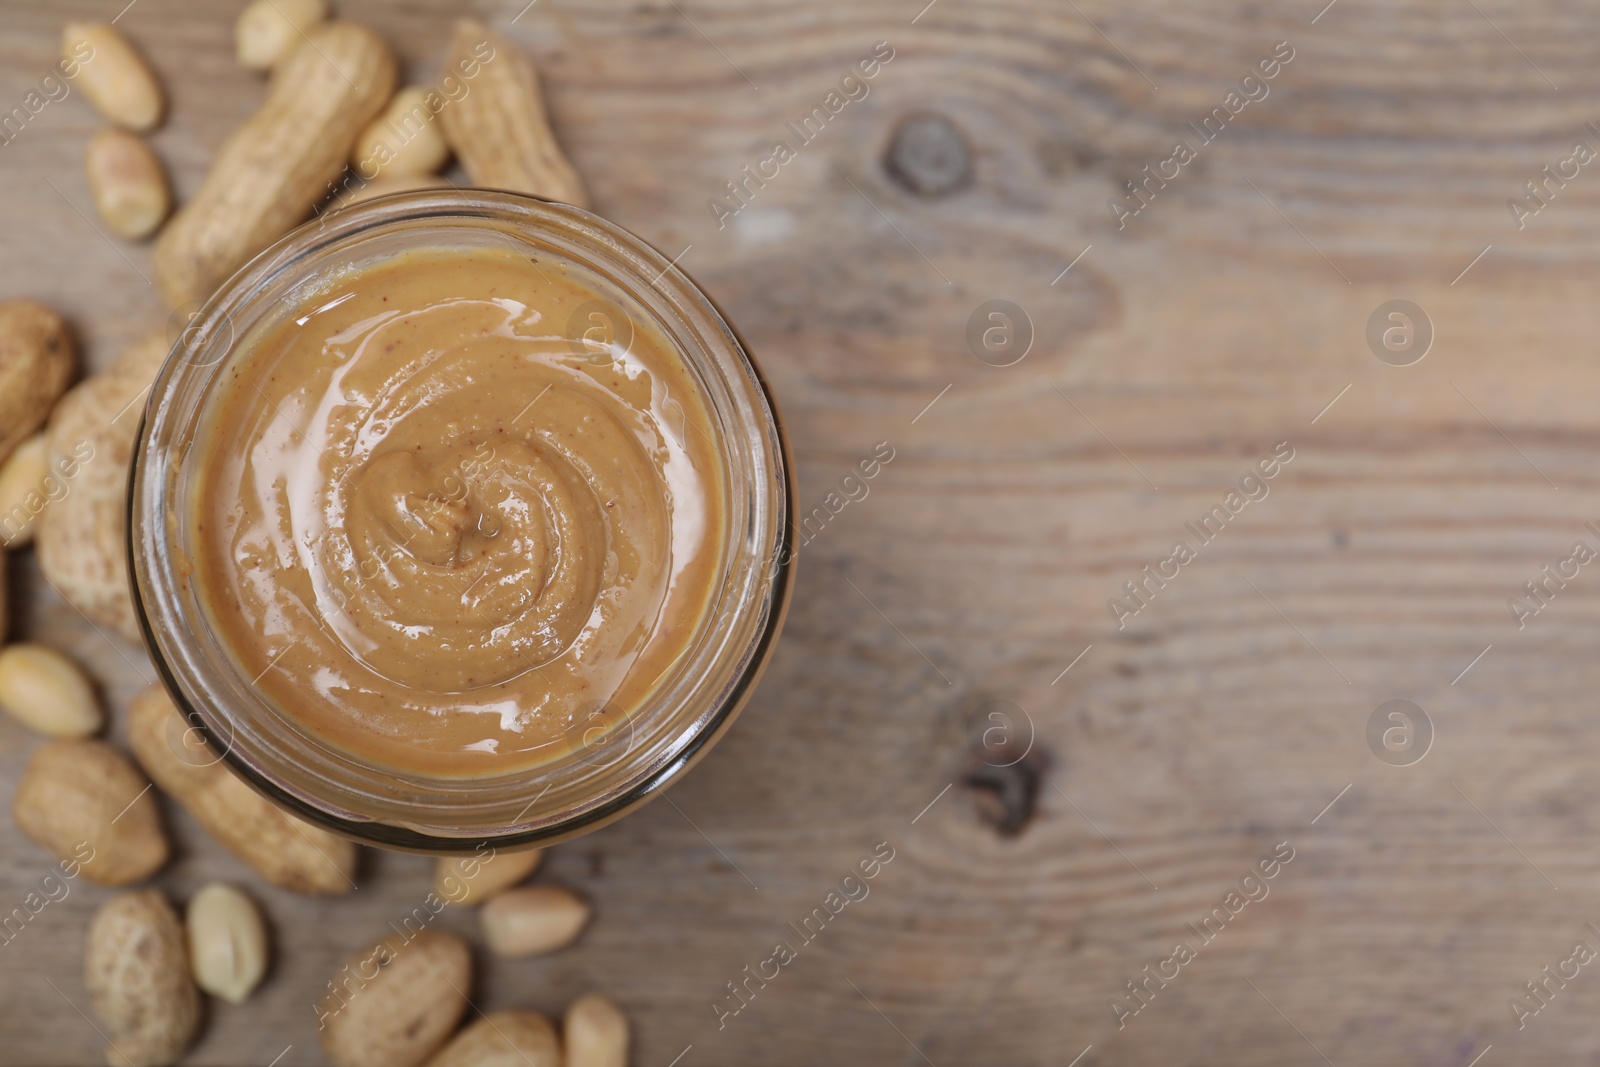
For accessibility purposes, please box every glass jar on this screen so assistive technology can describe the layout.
[129,190,793,852]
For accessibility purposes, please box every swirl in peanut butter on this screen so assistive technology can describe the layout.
[193,249,724,776]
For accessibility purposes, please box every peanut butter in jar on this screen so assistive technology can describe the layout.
[191,246,726,777]
[134,191,792,847]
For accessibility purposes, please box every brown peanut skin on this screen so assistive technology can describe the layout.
[86,890,201,1067]
[152,21,397,308]
[38,331,167,642]
[438,19,589,207]
[128,684,359,895]
[13,738,168,887]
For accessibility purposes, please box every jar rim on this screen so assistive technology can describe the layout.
[129,189,793,852]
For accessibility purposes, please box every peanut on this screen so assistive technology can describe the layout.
[436,847,542,906]
[480,885,590,958]
[427,1011,559,1067]
[152,21,397,308]
[186,882,269,1005]
[85,128,170,240]
[438,20,589,207]
[0,643,103,738]
[62,22,164,132]
[319,931,471,1067]
[13,738,167,886]
[127,684,359,895]
[564,995,628,1067]
[0,300,76,467]
[86,890,201,1067]
[0,433,48,547]
[236,0,329,71]
[335,172,450,210]
[38,331,167,642]
[352,86,452,179]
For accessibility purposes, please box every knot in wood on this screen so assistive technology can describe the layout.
[884,112,972,197]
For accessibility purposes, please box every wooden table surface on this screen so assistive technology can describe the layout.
[5,0,1600,1063]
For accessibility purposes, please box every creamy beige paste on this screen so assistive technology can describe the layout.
[191,246,725,776]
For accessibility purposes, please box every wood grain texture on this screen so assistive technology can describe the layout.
[3,0,1600,1064]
